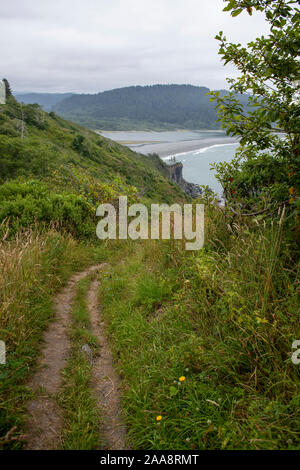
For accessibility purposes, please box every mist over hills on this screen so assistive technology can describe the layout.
[15,92,74,111]
[17,85,249,131]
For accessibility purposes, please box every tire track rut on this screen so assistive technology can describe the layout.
[87,276,128,450]
[25,264,110,450]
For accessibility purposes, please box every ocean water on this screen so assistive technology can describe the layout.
[162,143,239,195]
[98,130,239,196]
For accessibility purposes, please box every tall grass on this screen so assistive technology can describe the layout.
[98,207,300,450]
[0,202,298,450]
[0,228,103,448]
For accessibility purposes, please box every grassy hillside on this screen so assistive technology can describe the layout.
[1,206,298,450]
[98,215,299,450]
[0,95,186,203]
[0,95,188,244]
[52,84,249,130]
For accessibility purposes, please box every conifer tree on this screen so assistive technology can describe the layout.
[3,79,12,97]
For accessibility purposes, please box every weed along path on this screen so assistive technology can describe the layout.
[25,264,127,450]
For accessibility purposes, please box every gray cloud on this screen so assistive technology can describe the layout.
[0,0,269,93]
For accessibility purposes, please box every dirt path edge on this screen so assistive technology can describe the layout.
[25,264,105,450]
[87,277,128,450]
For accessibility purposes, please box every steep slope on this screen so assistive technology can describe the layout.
[0,95,186,203]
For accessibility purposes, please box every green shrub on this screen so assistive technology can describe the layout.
[0,180,95,239]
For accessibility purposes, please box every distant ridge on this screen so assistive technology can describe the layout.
[15,92,75,111]
[51,84,249,131]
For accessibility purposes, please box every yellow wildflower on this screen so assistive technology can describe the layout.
[179,376,186,382]
[156,415,162,421]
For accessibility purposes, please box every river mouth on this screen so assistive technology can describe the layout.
[97,129,236,155]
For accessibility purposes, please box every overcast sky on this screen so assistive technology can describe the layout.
[1,0,269,94]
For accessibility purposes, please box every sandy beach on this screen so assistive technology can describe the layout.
[129,136,239,157]
[97,129,239,158]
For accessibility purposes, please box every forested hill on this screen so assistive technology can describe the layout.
[53,84,248,130]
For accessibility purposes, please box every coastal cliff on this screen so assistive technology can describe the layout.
[168,161,202,199]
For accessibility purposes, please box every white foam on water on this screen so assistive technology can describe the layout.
[192,142,239,155]
[162,149,192,160]
[162,142,239,161]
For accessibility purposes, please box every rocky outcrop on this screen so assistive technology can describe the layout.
[168,162,183,184]
[181,180,202,199]
[168,161,202,199]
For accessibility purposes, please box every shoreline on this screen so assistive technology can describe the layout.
[96,129,238,158]
[129,137,239,158]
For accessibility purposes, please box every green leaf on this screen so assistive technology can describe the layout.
[232,8,243,17]
[223,1,236,12]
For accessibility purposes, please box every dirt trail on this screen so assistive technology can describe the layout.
[87,277,128,450]
[25,264,106,450]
